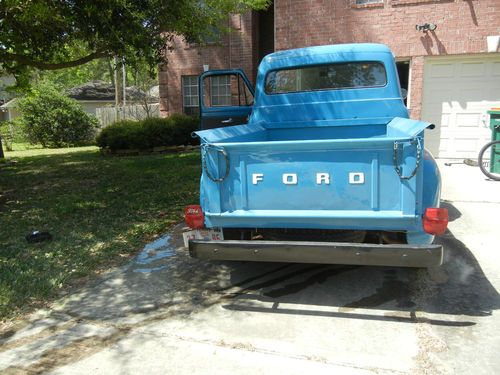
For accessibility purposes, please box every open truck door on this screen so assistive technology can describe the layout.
[199,69,254,130]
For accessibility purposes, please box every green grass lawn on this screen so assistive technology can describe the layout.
[4,142,44,153]
[0,147,200,319]
[5,143,97,157]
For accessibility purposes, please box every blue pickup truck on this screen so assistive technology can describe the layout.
[184,43,448,267]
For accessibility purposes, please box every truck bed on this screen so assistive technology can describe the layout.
[195,117,431,233]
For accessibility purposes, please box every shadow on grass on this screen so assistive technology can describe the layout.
[0,149,201,319]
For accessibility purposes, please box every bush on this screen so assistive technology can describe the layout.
[18,84,99,148]
[0,122,13,151]
[167,114,198,145]
[141,118,174,148]
[96,115,199,151]
[95,120,143,150]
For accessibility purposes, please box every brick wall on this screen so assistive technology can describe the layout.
[274,0,500,118]
[161,1,499,119]
[159,13,257,116]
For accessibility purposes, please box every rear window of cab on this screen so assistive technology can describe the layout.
[264,61,387,94]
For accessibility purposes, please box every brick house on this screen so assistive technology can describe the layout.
[159,0,500,158]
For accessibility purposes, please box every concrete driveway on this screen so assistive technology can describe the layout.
[1,161,499,374]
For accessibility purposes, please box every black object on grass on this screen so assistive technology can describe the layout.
[26,231,53,243]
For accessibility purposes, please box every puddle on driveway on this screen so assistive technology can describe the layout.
[133,234,176,273]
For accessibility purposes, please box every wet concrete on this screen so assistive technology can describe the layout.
[0,160,499,374]
[133,234,176,273]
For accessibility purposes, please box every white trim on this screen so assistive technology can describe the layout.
[424,53,500,63]
[407,59,412,110]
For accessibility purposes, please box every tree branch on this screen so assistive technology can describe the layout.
[0,50,111,70]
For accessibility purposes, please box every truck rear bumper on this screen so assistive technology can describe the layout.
[189,240,443,267]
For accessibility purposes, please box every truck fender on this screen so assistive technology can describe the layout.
[407,148,441,246]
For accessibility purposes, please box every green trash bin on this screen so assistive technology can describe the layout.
[486,109,500,174]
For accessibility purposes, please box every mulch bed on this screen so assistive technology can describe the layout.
[101,144,199,156]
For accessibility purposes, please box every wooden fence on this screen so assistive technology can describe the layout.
[96,103,160,127]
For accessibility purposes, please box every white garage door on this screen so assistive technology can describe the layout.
[421,55,500,159]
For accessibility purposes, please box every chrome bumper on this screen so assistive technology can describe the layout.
[189,240,443,267]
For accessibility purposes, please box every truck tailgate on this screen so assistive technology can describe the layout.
[197,118,430,232]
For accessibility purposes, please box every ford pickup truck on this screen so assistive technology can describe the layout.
[184,43,448,267]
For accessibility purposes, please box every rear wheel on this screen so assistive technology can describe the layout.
[478,140,500,181]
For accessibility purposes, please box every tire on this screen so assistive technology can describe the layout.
[478,140,500,181]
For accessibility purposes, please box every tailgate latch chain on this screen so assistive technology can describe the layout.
[201,144,230,182]
[393,137,422,180]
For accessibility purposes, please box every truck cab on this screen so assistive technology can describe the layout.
[185,44,448,267]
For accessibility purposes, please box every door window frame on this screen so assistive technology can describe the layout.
[198,69,255,110]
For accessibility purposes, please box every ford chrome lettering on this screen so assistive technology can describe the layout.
[251,172,365,185]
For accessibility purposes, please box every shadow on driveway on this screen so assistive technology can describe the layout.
[47,203,499,330]
[219,202,498,326]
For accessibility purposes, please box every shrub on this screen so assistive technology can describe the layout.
[96,115,199,151]
[141,117,174,148]
[18,84,99,148]
[0,122,13,151]
[96,120,141,150]
[168,114,199,145]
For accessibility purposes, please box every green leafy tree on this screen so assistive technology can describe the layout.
[37,56,114,91]
[0,0,269,156]
[18,84,99,148]
[0,0,269,76]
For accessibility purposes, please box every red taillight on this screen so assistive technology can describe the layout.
[184,205,204,229]
[423,208,448,235]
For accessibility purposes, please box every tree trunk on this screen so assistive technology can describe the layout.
[113,57,123,121]
[0,137,5,159]
[107,58,115,87]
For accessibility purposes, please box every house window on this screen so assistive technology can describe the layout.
[182,76,199,116]
[210,75,231,106]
